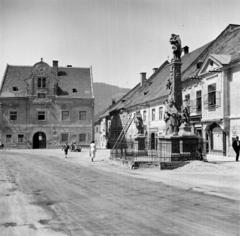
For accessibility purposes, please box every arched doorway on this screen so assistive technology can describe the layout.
[205,123,225,154]
[33,132,46,149]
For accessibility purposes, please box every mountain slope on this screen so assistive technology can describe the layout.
[93,82,130,115]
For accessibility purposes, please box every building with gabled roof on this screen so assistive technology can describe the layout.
[95,24,240,158]
[0,59,94,149]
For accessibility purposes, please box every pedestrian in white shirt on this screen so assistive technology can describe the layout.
[89,141,96,162]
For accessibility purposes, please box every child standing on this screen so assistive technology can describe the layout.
[89,141,96,162]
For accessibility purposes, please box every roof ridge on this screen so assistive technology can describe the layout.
[0,64,9,95]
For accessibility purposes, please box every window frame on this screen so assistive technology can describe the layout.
[61,133,69,142]
[79,133,86,142]
[62,111,70,121]
[18,134,24,143]
[196,90,202,113]
[151,108,156,121]
[208,83,216,109]
[143,110,146,121]
[9,111,17,121]
[37,92,46,99]
[37,111,46,121]
[159,107,163,120]
[37,77,46,88]
[79,111,87,120]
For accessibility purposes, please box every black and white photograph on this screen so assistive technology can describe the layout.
[0,0,240,235]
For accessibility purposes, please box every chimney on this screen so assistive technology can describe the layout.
[52,60,58,68]
[153,68,158,73]
[183,46,189,55]
[67,65,72,67]
[140,72,147,86]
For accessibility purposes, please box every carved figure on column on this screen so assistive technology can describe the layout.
[164,98,181,136]
[181,99,190,125]
[134,111,144,135]
[170,34,182,62]
[166,78,172,95]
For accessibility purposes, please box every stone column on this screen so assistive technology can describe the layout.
[0,103,2,142]
[169,61,182,112]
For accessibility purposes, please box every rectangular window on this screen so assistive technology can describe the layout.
[196,90,202,112]
[6,134,12,143]
[143,110,146,121]
[37,77,46,88]
[184,94,190,103]
[159,107,163,120]
[37,93,46,98]
[208,84,216,108]
[79,111,87,120]
[18,134,24,143]
[61,133,69,142]
[62,111,70,121]
[79,133,86,142]
[9,111,17,121]
[37,111,46,120]
[152,108,156,121]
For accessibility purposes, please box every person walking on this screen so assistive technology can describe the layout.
[62,142,70,158]
[232,136,240,162]
[89,141,96,162]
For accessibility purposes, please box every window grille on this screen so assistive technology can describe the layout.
[9,111,17,121]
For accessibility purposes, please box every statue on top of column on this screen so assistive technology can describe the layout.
[170,34,182,62]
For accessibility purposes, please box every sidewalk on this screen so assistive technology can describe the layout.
[6,148,240,201]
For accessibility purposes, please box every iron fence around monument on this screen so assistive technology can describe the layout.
[110,138,206,163]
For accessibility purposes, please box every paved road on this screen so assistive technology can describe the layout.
[0,151,239,236]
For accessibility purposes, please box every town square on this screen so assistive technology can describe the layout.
[1,0,240,235]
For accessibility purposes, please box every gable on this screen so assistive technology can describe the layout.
[199,57,222,75]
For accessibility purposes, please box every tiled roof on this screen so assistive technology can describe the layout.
[183,24,240,79]
[0,64,93,99]
[210,54,232,65]
[103,24,240,116]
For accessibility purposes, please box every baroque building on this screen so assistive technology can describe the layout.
[0,59,94,148]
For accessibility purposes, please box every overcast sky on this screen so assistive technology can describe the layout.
[1,0,240,89]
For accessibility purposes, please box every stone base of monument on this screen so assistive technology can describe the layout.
[133,135,146,156]
[157,133,202,169]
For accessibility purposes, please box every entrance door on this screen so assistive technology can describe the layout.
[33,132,46,149]
[150,133,155,149]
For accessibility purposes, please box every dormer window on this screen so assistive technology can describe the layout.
[37,77,46,88]
[72,88,77,93]
[12,86,18,91]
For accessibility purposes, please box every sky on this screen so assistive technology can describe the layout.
[1,0,240,89]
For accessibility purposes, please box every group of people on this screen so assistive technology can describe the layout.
[62,141,96,161]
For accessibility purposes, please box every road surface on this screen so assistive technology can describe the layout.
[0,150,239,236]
